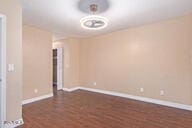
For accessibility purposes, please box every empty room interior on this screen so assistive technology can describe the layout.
[1,0,192,128]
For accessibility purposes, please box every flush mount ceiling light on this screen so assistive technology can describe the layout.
[80,4,108,30]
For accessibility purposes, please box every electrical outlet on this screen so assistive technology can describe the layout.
[140,88,144,92]
[160,90,165,96]
[93,82,97,86]
[34,89,38,93]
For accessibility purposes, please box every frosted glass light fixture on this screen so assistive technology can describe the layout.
[80,4,108,30]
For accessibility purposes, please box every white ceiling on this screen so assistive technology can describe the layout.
[22,0,192,39]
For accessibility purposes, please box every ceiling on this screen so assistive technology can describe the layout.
[22,0,192,39]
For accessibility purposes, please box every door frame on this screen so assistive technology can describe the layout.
[0,14,6,123]
[53,48,63,90]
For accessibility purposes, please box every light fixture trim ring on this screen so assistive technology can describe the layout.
[80,15,109,30]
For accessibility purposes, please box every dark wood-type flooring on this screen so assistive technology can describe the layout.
[18,88,192,128]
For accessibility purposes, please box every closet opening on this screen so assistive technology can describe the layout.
[53,48,63,94]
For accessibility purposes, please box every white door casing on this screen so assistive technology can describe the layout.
[57,48,63,90]
[0,14,6,125]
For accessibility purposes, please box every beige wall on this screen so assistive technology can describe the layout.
[53,38,80,88]
[2,0,191,123]
[54,16,192,105]
[23,25,53,100]
[80,16,192,105]
[0,0,22,121]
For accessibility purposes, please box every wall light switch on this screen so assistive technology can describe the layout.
[160,90,165,96]
[34,89,38,93]
[8,64,14,72]
[140,88,144,92]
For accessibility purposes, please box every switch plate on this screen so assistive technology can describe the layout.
[8,64,14,72]
[140,88,144,92]
[34,89,38,93]
[160,90,165,96]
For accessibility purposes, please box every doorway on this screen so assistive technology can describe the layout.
[53,48,63,94]
[0,14,6,125]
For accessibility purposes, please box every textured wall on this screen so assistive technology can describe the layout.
[0,0,22,121]
[23,25,53,100]
[80,16,192,105]
[53,39,80,89]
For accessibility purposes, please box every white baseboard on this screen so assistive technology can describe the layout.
[2,118,24,128]
[63,87,192,111]
[63,87,80,92]
[22,93,53,105]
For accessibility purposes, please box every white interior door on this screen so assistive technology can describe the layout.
[57,48,63,90]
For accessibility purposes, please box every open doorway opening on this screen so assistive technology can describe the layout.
[53,48,63,94]
[0,14,6,126]
[53,49,57,92]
